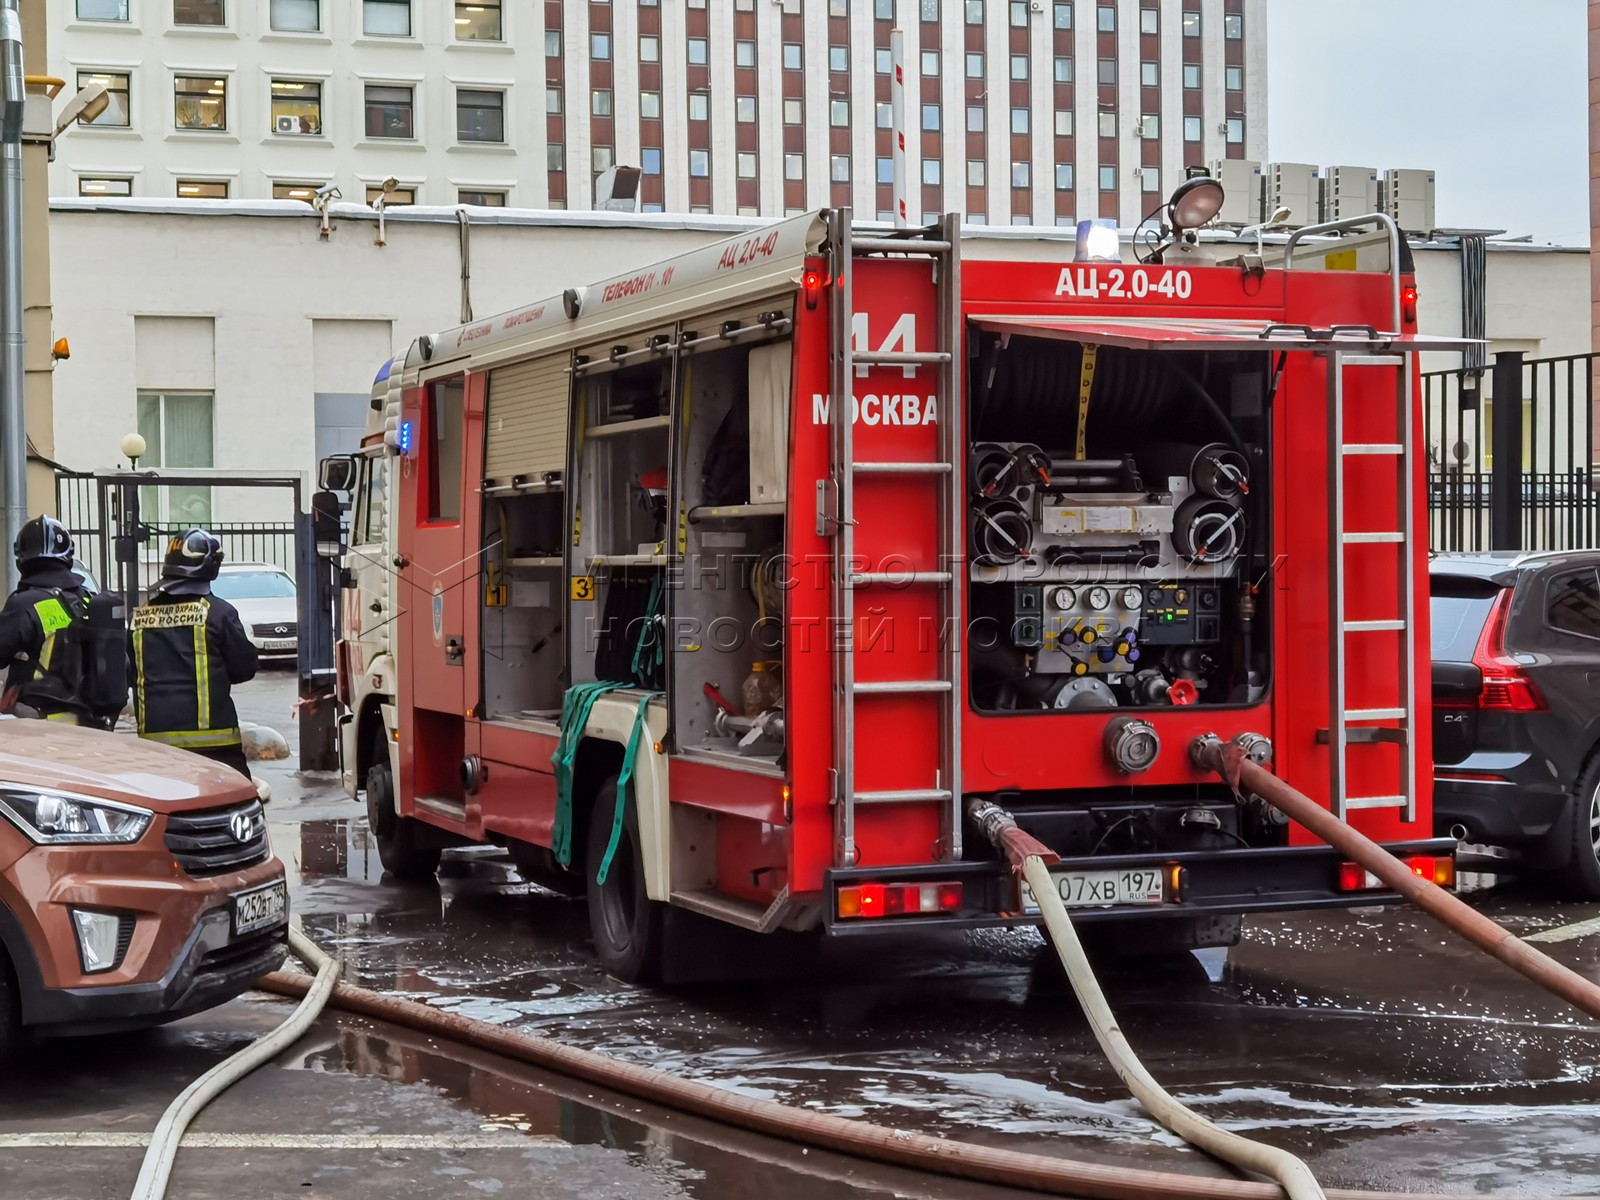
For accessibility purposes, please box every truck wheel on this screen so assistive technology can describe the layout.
[1557,756,1600,901]
[366,740,440,882]
[511,842,587,897]
[586,776,665,983]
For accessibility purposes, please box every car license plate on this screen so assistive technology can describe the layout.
[1021,868,1165,913]
[262,639,295,651]
[232,881,287,936]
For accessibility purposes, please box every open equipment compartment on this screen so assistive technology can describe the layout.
[965,325,1273,716]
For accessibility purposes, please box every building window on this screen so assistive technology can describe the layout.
[966,105,983,132]
[173,0,225,26]
[270,0,319,30]
[875,102,891,129]
[923,159,941,184]
[1141,165,1160,193]
[830,45,847,72]
[1140,113,1158,139]
[784,153,802,180]
[273,181,324,202]
[830,99,849,126]
[592,146,613,172]
[77,0,129,19]
[1182,9,1200,35]
[876,47,892,73]
[176,179,227,199]
[137,391,214,527]
[270,80,321,135]
[875,157,893,184]
[546,86,561,113]
[1183,63,1200,88]
[455,0,500,40]
[1011,161,1029,188]
[1226,65,1243,91]
[457,89,505,142]
[966,159,984,186]
[688,38,708,65]
[689,92,709,121]
[736,40,755,67]
[1096,4,1114,31]
[547,144,564,171]
[921,50,939,75]
[783,98,802,124]
[1054,110,1072,136]
[77,71,130,127]
[639,35,660,62]
[1183,114,1201,141]
[642,148,662,175]
[737,152,757,179]
[830,155,850,182]
[1010,55,1028,80]
[459,189,506,206]
[1054,57,1072,83]
[174,76,227,130]
[965,0,983,22]
[827,0,845,13]
[1226,117,1244,144]
[966,52,983,78]
[1053,2,1070,28]
[1140,61,1158,87]
[1054,163,1072,190]
[591,89,612,117]
[1009,1,1027,26]
[1098,58,1116,85]
[640,92,661,119]
[1224,13,1242,38]
[363,0,411,36]
[78,176,132,196]
[1098,164,1116,191]
[590,32,610,59]
[919,0,938,19]
[783,42,802,70]
[545,29,561,55]
[689,149,710,177]
[1139,7,1157,33]
[922,104,940,131]
[874,0,892,17]
[1097,110,1115,137]
[365,84,414,139]
[736,95,756,122]
[1010,107,1028,134]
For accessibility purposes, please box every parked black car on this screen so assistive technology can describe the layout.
[1431,551,1600,898]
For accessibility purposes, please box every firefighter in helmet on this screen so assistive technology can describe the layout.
[0,516,106,725]
[128,529,259,777]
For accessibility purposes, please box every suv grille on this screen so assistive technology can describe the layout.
[252,621,298,638]
[164,801,269,877]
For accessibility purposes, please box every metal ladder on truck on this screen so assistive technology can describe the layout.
[823,209,964,868]
[1287,214,1418,823]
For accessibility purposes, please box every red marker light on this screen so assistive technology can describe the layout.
[1401,283,1418,325]
[802,268,824,310]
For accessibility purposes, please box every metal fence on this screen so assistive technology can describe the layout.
[1423,351,1599,552]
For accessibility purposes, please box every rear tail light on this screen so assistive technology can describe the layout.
[1337,856,1455,892]
[838,881,964,919]
[1471,589,1545,711]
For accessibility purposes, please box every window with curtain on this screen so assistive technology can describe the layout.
[137,391,214,529]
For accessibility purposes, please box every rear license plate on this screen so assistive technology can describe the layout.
[232,881,287,936]
[1021,868,1165,913]
[262,639,296,651]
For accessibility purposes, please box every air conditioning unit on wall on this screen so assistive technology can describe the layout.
[275,115,298,134]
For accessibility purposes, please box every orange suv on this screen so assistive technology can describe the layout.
[0,721,287,1041]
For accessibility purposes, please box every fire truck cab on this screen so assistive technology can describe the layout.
[326,200,1468,982]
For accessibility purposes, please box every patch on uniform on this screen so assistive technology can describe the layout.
[131,602,207,629]
[33,597,72,633]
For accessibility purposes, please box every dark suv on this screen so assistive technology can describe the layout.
[1431,551,1600,898]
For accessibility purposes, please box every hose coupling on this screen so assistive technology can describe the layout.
[1232,732,1273,766]
[1188,733,1223,770]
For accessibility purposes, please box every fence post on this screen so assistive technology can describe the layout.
[1490,350,1524,551]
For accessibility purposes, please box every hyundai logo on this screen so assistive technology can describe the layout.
[273,625,289,635]
[229,811,257,843]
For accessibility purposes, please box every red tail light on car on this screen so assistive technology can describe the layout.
[1470,589,1545,711]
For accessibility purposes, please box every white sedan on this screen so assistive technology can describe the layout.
[211,563,298,657]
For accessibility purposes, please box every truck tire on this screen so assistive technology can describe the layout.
[366,736,441,882]
[1557,755,1600,901]
[586,776,666,983]
[510,842,587,897]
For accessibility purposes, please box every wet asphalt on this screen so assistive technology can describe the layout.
[3,668,1599,1199]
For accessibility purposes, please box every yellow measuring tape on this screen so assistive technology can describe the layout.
[1075,344,1098,460]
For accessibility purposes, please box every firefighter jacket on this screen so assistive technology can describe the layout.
[0,565,94,722]
[129,588,259,750]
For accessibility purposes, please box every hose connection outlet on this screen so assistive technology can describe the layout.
[1232,731,1273,766]
[1104,717,1160,774]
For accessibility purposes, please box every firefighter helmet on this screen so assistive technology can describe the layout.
[13,515,74,572]
[161,528,224,582]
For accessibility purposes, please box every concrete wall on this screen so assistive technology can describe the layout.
[48,201,1591,524]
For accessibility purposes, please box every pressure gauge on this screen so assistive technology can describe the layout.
[1086,585,1112,611]
[1120,585,1144,610]
[1052,586,1076,610]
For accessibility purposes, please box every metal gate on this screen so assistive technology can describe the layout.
[1424,351,1599,552]
[53,467,339,769]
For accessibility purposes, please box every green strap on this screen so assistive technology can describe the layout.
[595,692,657,886]
[551,680,627,867]
[630,574,665,685]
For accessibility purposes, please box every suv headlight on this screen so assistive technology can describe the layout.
[0,787,152,845]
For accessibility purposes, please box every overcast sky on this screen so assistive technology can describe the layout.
[1268,0,1589,244]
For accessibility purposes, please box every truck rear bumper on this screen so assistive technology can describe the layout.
[821,838,1457,934]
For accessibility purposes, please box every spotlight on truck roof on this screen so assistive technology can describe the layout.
[1167,176,1226,234]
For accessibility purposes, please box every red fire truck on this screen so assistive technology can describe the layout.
[325,195,1467,982]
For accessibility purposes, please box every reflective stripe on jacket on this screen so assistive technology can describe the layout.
[129,591,258,748]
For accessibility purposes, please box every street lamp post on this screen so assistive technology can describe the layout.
[0,0,24,590]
